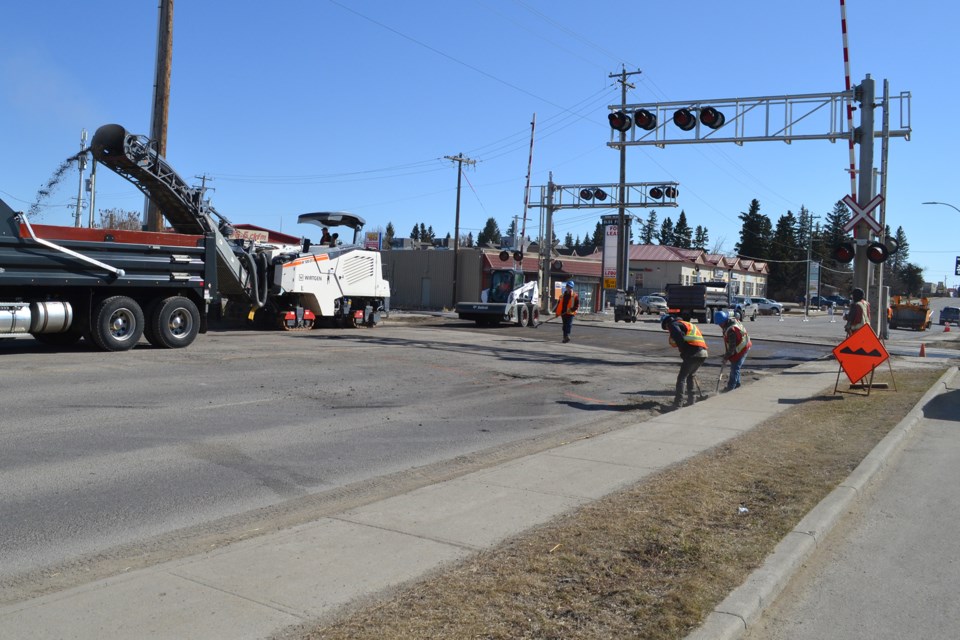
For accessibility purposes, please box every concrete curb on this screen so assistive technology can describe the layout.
[685,365,959,640]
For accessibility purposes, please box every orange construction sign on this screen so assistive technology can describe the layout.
[832,324,889,384]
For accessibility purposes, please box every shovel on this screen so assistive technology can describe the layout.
[716,359,726,393]
[533,314,559,329]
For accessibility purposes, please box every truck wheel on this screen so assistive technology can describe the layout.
[90,296,144,352]
[518,306,530,327]
[147,296,200,348]
[530,307,540,327]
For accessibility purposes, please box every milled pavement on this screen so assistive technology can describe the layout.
[2,346,958,639]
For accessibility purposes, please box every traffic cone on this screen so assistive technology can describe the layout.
[919,343,926,357]
[945,323,951,332]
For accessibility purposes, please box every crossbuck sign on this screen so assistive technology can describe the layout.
[841,194,883,234]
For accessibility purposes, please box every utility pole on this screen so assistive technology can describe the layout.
[194,173,214,202]
[444,153,475,307]
[540,173,556,313]
[146,0,174,231]
[852,75,875,301]
[74,129,87,228]
[609,66,642,292]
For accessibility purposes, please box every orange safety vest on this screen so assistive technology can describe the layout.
[555,291,579,317]
[669,320,707,350]
[723,319,752,361]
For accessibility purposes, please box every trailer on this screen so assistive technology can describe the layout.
[0,195,216,350]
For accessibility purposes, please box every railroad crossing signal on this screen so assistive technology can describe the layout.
[842,194,883,234]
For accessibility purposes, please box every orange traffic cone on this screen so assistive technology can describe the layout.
[945,323,951,332]
[919,343,926,357]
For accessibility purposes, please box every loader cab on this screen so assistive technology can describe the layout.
[488,269,523,303]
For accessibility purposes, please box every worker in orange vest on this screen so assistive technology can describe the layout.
[662,314,708,409]
[844,287,870,336]
[554,281,579,343]
[715,310,752,392]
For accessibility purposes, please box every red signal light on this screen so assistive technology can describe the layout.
[649,187,664,199]
[634,109,657,130]
[664,186,678,198]
[608,111,632,132]
[833,241,855,263]
[673,108,697,131]
[699,106,726,129]
[866,241,889,264]
[593,188,607,201]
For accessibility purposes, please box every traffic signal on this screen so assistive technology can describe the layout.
[866,236,900,264]
[608,111,632,132]
[648,186,678,200]
[649,187,664,199]
[634,109,657,130]
[673,108,697,131]
[579,188,607,201]
[499,250,511,262]
[833,240,855,263]
[699,106,726,129]
[673,106,726,131]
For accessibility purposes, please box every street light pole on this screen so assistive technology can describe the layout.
[923,201,960,214]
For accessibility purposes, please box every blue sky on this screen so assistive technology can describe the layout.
[2,1,957,287]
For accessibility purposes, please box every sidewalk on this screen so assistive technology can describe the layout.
[2,360,955,640]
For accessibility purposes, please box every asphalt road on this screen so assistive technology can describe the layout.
[0,305,947,603]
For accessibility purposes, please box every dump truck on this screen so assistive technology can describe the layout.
[0,124,389,350]
[664,281,732,323]
[455,268,540,327]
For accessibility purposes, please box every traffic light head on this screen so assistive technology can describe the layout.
[673,108,697,131]
[634,109,657,131]
[579,188,607,202]
[833,241,856,263]
[699,107,726,129]
[608,111,632,132]
[649,187,664,199]
[866,241,888,264]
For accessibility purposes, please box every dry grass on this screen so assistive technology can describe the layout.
[295,367,945,640]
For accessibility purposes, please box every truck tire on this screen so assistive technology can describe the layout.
[518,306,530,327]
[89,296,144,352]
[529,307,540,327]
[146,296,200,349]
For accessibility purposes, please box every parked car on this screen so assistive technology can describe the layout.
[753,297,783,315]
[939,306,960,325]
[638,295,668,315]
[808,295,837,309]
[731,295,759,321]
[825,294,849,307]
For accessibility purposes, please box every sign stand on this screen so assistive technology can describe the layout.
[831,325,895,396]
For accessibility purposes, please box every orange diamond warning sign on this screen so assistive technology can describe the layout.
[832,324,889,384]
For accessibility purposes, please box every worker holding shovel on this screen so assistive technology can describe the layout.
[715,310,752,392]
[661,314,708,410]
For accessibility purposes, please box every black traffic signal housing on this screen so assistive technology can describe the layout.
[634,109,657,130]
[673,108,697,131]
[608,111,632,132]
[866,236,900,264]
[579,188,607,201]
[699,106,726,129]
[833,240,856,263]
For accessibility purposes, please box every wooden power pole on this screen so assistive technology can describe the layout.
[146,0,174,231]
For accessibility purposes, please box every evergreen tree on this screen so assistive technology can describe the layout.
[384,222,395,249]
[641,211,658,244]
[658,216,675,246]
[477,217,501,247]
[564,232,574,249]
[673,211,693,249]
[410,224,420,241]
[692,225,709,251]
[734,198,772,259]
[465,231,474,248]
[767,210,804,300]
[591,222,604,252]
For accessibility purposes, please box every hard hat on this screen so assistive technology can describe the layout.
[566,281,575,288]
[851,287,864,301]
[660,314,675,330]
[714,310,729,326]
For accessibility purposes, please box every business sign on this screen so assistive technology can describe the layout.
[832,324,889,384]
[232,228,269,243]
[602,223,618,286]
[955,256,960,277]
[364,231,382,251]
